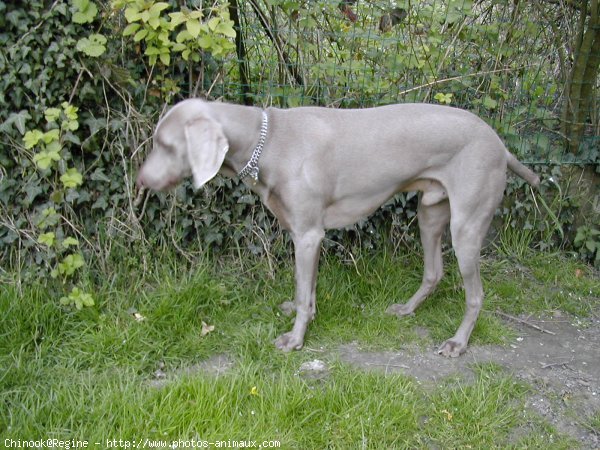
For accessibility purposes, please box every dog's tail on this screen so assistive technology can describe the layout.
[506,151,540,187]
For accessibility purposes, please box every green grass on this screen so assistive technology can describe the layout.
[1,248,597,448]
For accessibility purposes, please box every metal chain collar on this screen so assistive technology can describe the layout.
[237,111,268,184]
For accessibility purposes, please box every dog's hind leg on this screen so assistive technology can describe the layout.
[387,197,450,317]
[437,172,505,357]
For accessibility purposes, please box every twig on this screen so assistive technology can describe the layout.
[364,362,410,370]
[495,310,557,335]
[398,66,532,97]
[540,358,572,369]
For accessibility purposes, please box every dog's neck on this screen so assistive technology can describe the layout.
[237,110,268,184]
[212,103,268,182]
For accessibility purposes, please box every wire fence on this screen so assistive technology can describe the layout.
[201,0,598,166]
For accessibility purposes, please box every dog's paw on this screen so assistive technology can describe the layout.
[437,339,466,358]
[386,303,415,317]
[279,301,296,317]
[274,332,304,352]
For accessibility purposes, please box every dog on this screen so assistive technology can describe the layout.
[137,99,539,357]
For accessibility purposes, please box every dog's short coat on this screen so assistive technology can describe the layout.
[137,99,539,357]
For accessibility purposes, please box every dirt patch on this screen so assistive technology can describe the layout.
[338,313,600,448]
[148,354,235,389]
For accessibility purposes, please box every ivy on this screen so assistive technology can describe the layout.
[76,33,107,57]
[434,93,453,105]
[1,0,597,300]
[70,0,99,24]
[60,287,95,310]
[24,102,92,306]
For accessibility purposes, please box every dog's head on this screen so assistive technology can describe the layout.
[137,99,229,191]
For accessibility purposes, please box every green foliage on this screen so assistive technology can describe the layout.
[23,102,92,305]
[76,33,107,57]
[71,0,98,24]
[0,0,598,293]
[114,0,235,65]
[0,252,594,446]
[434,92,453,105]
[60,286,95,309]
[574,226,600,267]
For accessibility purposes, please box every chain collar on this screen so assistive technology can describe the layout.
[238,110,268,185]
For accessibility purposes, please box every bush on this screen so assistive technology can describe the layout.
[0,0,596,298]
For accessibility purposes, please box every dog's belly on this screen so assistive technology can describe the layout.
[322,178,447,229]
[322,184,400,229]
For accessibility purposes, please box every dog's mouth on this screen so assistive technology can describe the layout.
[137,173,181,192]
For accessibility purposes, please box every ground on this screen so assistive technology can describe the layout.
[3,252,597,446]
[154,311,600,448]
[338,313,600,448]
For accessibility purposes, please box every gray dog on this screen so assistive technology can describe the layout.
[137,99,539,357]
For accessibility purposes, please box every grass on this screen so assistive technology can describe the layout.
[1,246,597,448]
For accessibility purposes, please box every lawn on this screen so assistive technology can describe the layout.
[1,248,598,448]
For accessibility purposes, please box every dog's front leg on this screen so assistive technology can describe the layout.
[274,229,324,352]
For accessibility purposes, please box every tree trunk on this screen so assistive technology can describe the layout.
[229,0,253,105]
[561,0,600,153]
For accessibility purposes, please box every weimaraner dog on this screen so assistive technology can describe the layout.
[137,99,539,357]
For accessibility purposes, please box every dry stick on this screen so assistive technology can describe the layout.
[540,358,573,369]
[364,362,410,370]
[397,67,531,97]
[495,310,557,336]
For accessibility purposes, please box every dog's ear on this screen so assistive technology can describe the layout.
[184,118,229,189]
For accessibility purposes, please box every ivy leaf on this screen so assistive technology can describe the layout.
[63,120,79,132]
[71,0,98,24]
[434,92,453,105]
[58,253,85,276]
[38,232,56,247]
[42,129,60,144]
[482,96,498,110]
[1,110,31,135]
[90,168,111,182]
[62,102,79,121]
[23,130,44,149]
[46,140,62,154]
[37,207,60,230]
[62,237,79,248]
[33,148,62,170]
[44,107,61,123]
[60,168,84,188]
[76,33,107,57]
[60,287,94,310]
[50,190,65,204]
